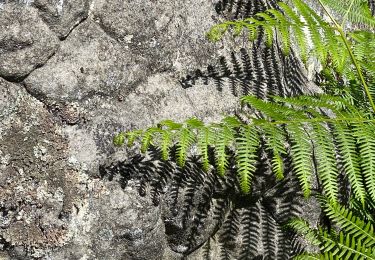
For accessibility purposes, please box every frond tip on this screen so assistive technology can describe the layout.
[113,132,125,147]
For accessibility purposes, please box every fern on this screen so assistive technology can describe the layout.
[235,125,259,193]
[289,197,375,259]
[285,122,314,198]
[206,0,375,99]
[318,196,375,247]
[111,1,375,258]
[319,0,375,27]
[113,94,375,202]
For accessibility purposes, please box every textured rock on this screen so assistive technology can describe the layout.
[32,0,90,39]
[0,4,59,80]
[92,0,219,75]
[24,20,133,103]
[0,77,187,259]
[42,181,182,260]
[24,0,222,105]
[0,78,83,258]
[68,73,239,160]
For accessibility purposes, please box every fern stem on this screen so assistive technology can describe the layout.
[254,117,374,126]
[341,0,356,27]
[316,0,375,113]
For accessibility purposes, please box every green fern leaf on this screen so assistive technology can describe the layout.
[320,0,375,27]
[318,196,375,247]
[311,122,339,202]
[286,122,313,197]
[176,127,195,167]
[206,23,229,42]
[333,122,366,204]
[113,132,126,147]
[319,230,375,259]
[123,130,143,147]
[140,127,161,153]
[214,124,235,176]
[353,122,375,202]
[160,130,173,160]
[235,126,260,194]
[292,0,327,63]
[262,124,287,180]
[287,218,321,246]
[197,126,214,172]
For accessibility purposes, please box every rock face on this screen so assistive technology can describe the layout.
[0,78,83,258]
[32,0,91,39]
[0,4,59,80]
[0,0,322,259]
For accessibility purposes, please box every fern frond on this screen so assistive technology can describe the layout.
[319,229,375,259]
[292,0,330,62]
[115,94,375,199]
[214,124,235,176]
[262,124,287,180]
[241,95,308,121]
[278,2,308,61]
[318,196,375,247]
[207,0,375,84]
[286,122,313,198]
[333,122,366,204]
[320,0,375,27]
[235,125,260,194]
[176,127,195,167]
[197,126,214,172]
[160,130,173,160]
[311,122,339,202]
[141,127,162,153]
[287,218,321,246]
[113,132,126,147]
[353,122,375,202]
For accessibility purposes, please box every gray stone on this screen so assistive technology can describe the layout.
[0,78,84,257]
[32,0,90,39]
[60,73,238,167]
[24,20,142,103]
[92,0,220,75]
[0,4,59,79]
[41,181,182,260]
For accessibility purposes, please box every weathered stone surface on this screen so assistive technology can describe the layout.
[0,4,59,80]
[0,78,83,258]
[42,181,182,260]
[24,20,133,103]
[32,0,90,39]
[92,0,220,75]
[69,73,239,159]
[1,77,188,259]
[24,0,223,105]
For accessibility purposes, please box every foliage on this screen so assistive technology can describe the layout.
[112,0,375,259]
[114,94,375,204]
[207,0,375,104]
[288,196,375,259]
[100,146,304,258]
